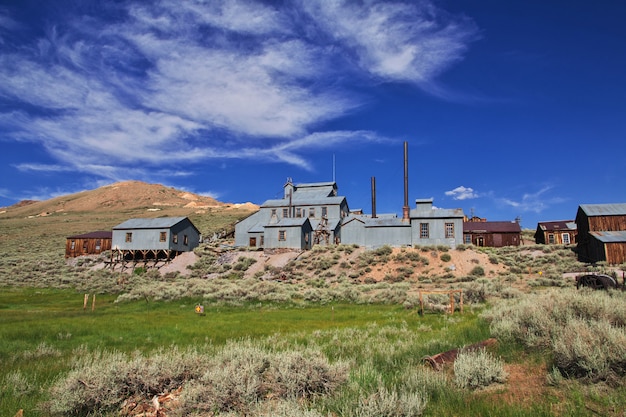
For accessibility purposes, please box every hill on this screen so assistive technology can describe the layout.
[0,180,258,218]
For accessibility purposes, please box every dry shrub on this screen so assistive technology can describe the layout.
[176,341,348,416]
[484,288,626,381]
[453,348,507,390]
[46,347,210,416]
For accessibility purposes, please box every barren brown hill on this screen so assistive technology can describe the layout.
[0,181,259,249]
[0,180,259,217]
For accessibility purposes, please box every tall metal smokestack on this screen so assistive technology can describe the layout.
[371,176,377,219]
[402,141,410,222]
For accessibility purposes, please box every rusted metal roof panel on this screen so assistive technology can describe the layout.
[67,231,112,239]
[537,220,577,231]
[464,221,521,233]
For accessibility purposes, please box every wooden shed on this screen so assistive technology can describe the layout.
[463,221,521,247]
[576,203,626,264]
[534,220,577,245]
[65,231,112,258]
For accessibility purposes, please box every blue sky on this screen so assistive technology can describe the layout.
[1,0,624,229]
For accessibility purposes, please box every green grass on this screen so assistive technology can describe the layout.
[0,286,483,416]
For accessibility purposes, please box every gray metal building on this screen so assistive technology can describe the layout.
[112,216,201,257]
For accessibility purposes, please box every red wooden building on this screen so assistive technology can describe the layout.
[65,231,112,258]
[463,221,521,247]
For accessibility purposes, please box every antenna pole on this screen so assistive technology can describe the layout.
[333,154,336,182]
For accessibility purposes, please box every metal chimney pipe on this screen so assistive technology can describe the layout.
[402,141,410,221]
[371,176,377,219]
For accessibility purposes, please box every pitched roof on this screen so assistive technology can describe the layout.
[112,217,194,230]
[578,203,626,217]
[264,217,311,228]
[589,231,626,243]
[537,220,577,231]
[464,221,521,233]
[67,231,112,239]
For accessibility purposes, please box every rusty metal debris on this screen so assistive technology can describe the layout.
[422,338,498,371]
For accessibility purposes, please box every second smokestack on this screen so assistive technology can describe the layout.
[402,141,410,221]
[371,176,377,219]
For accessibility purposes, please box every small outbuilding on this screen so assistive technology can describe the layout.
[534,220,577,245]
[463,221,521,247]
[65,231,112,258]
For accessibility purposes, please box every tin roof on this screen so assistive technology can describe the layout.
[113,216,192,230]
[579,203,626,217]
[537,220,577,231]
[264,217,311,228]
[589,231,626,243]
[464,221,521,233]
[67,231,112,239]
[262,196,346,207]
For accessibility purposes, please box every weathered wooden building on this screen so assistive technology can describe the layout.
[65,231,112,258]
[463,221,521,247]
[576,203,626,264]
[111,217,201,261]
[534,220,577,245]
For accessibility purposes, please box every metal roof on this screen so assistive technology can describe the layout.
[464,221,521,233]
[264,217,311,227]
[579,203,626,217]
[67,231,112,239]
[261,196,346,207]
[589,231,626,243]
[537,220,577,231]
[113,216,190,230]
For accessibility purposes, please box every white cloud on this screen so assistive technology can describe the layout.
[445,185,478,200]
[0,0,477,180]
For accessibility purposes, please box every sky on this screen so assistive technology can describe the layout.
[1,0,625,230]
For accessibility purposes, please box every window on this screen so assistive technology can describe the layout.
[445,223,454,239]
[159,232,167,242]
[183,235,189,246]
[464,235,472,244]
[548,234,555,244]
[283,208,289,217]
[271,209,277,217]
[562,233,570,245]
[321,207,327,217]
[309,208,315,218]
[70,240,76,250]
[173,234,178,244]
[95,240,101,251]
[420,223,429,239]
[260,236,264,246]
[249,237,257,247]
[279,230,286,241]
[295,208,302,217]
[125,232,132,243]
[83,241,88,250]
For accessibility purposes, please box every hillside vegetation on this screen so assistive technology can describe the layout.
[1,181,625,417]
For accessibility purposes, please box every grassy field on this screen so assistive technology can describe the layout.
[2,286,625,416]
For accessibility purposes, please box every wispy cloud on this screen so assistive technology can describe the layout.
[445,185,479,200]
[498,185,565,214]
[0,0,477,182]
